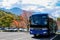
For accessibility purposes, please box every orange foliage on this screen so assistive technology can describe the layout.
[20,16,24,21]
[13,20,19,27]
[11,10,32,28]
[19,10,32,28]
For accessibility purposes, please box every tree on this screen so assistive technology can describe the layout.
[57,18,60,21]
[0,14,14,27]
[20,10,32,31]
[0,10,15,27]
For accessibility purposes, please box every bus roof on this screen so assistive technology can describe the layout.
[31,14,48,17]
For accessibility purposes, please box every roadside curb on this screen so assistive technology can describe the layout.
[56,30,60,34]
[56,32,60,34]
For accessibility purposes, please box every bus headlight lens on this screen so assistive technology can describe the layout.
[43,32,47,34]
[42,28,48,30]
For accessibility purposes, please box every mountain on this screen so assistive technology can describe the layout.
[0,7,22,15]
[0,8,10,12]
[10,7,22,15]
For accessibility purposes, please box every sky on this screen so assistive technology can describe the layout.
[0,0,60,18]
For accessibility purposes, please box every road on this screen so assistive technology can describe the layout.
[0,32,60,40]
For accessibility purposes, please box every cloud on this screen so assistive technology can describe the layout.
[20,0,60,18]
[0,0,58,9]
[22,6,37,11]
[22,0,56,6]
[0,0,60,18]
[0,0,20,9]
[21,0,57,10]
[51,7,60,17]
[44,7,60,18]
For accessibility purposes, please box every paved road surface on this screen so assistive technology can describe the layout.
[0,32,34,40]
[0,32,59,40]
[53,35,60,40]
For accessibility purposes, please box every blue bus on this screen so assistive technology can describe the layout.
[29,14,57,37]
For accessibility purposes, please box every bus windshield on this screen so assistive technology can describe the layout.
[30,15,48,26]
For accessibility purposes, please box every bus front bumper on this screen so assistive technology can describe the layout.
[30,29,48,35]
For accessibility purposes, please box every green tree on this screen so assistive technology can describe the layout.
[57,18,60,21]
[0,10,15,27]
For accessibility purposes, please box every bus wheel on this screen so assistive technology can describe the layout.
[34,34,37,37]
[47,31,51,36]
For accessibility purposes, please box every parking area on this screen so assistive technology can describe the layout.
[0,32,60,40]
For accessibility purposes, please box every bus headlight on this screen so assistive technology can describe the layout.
[42,28,48,30]
[43,32,47,34]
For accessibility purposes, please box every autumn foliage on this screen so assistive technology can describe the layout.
[19,10,32,28]
[11,10,32,29]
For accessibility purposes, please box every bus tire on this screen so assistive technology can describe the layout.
[34,34,37,37]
